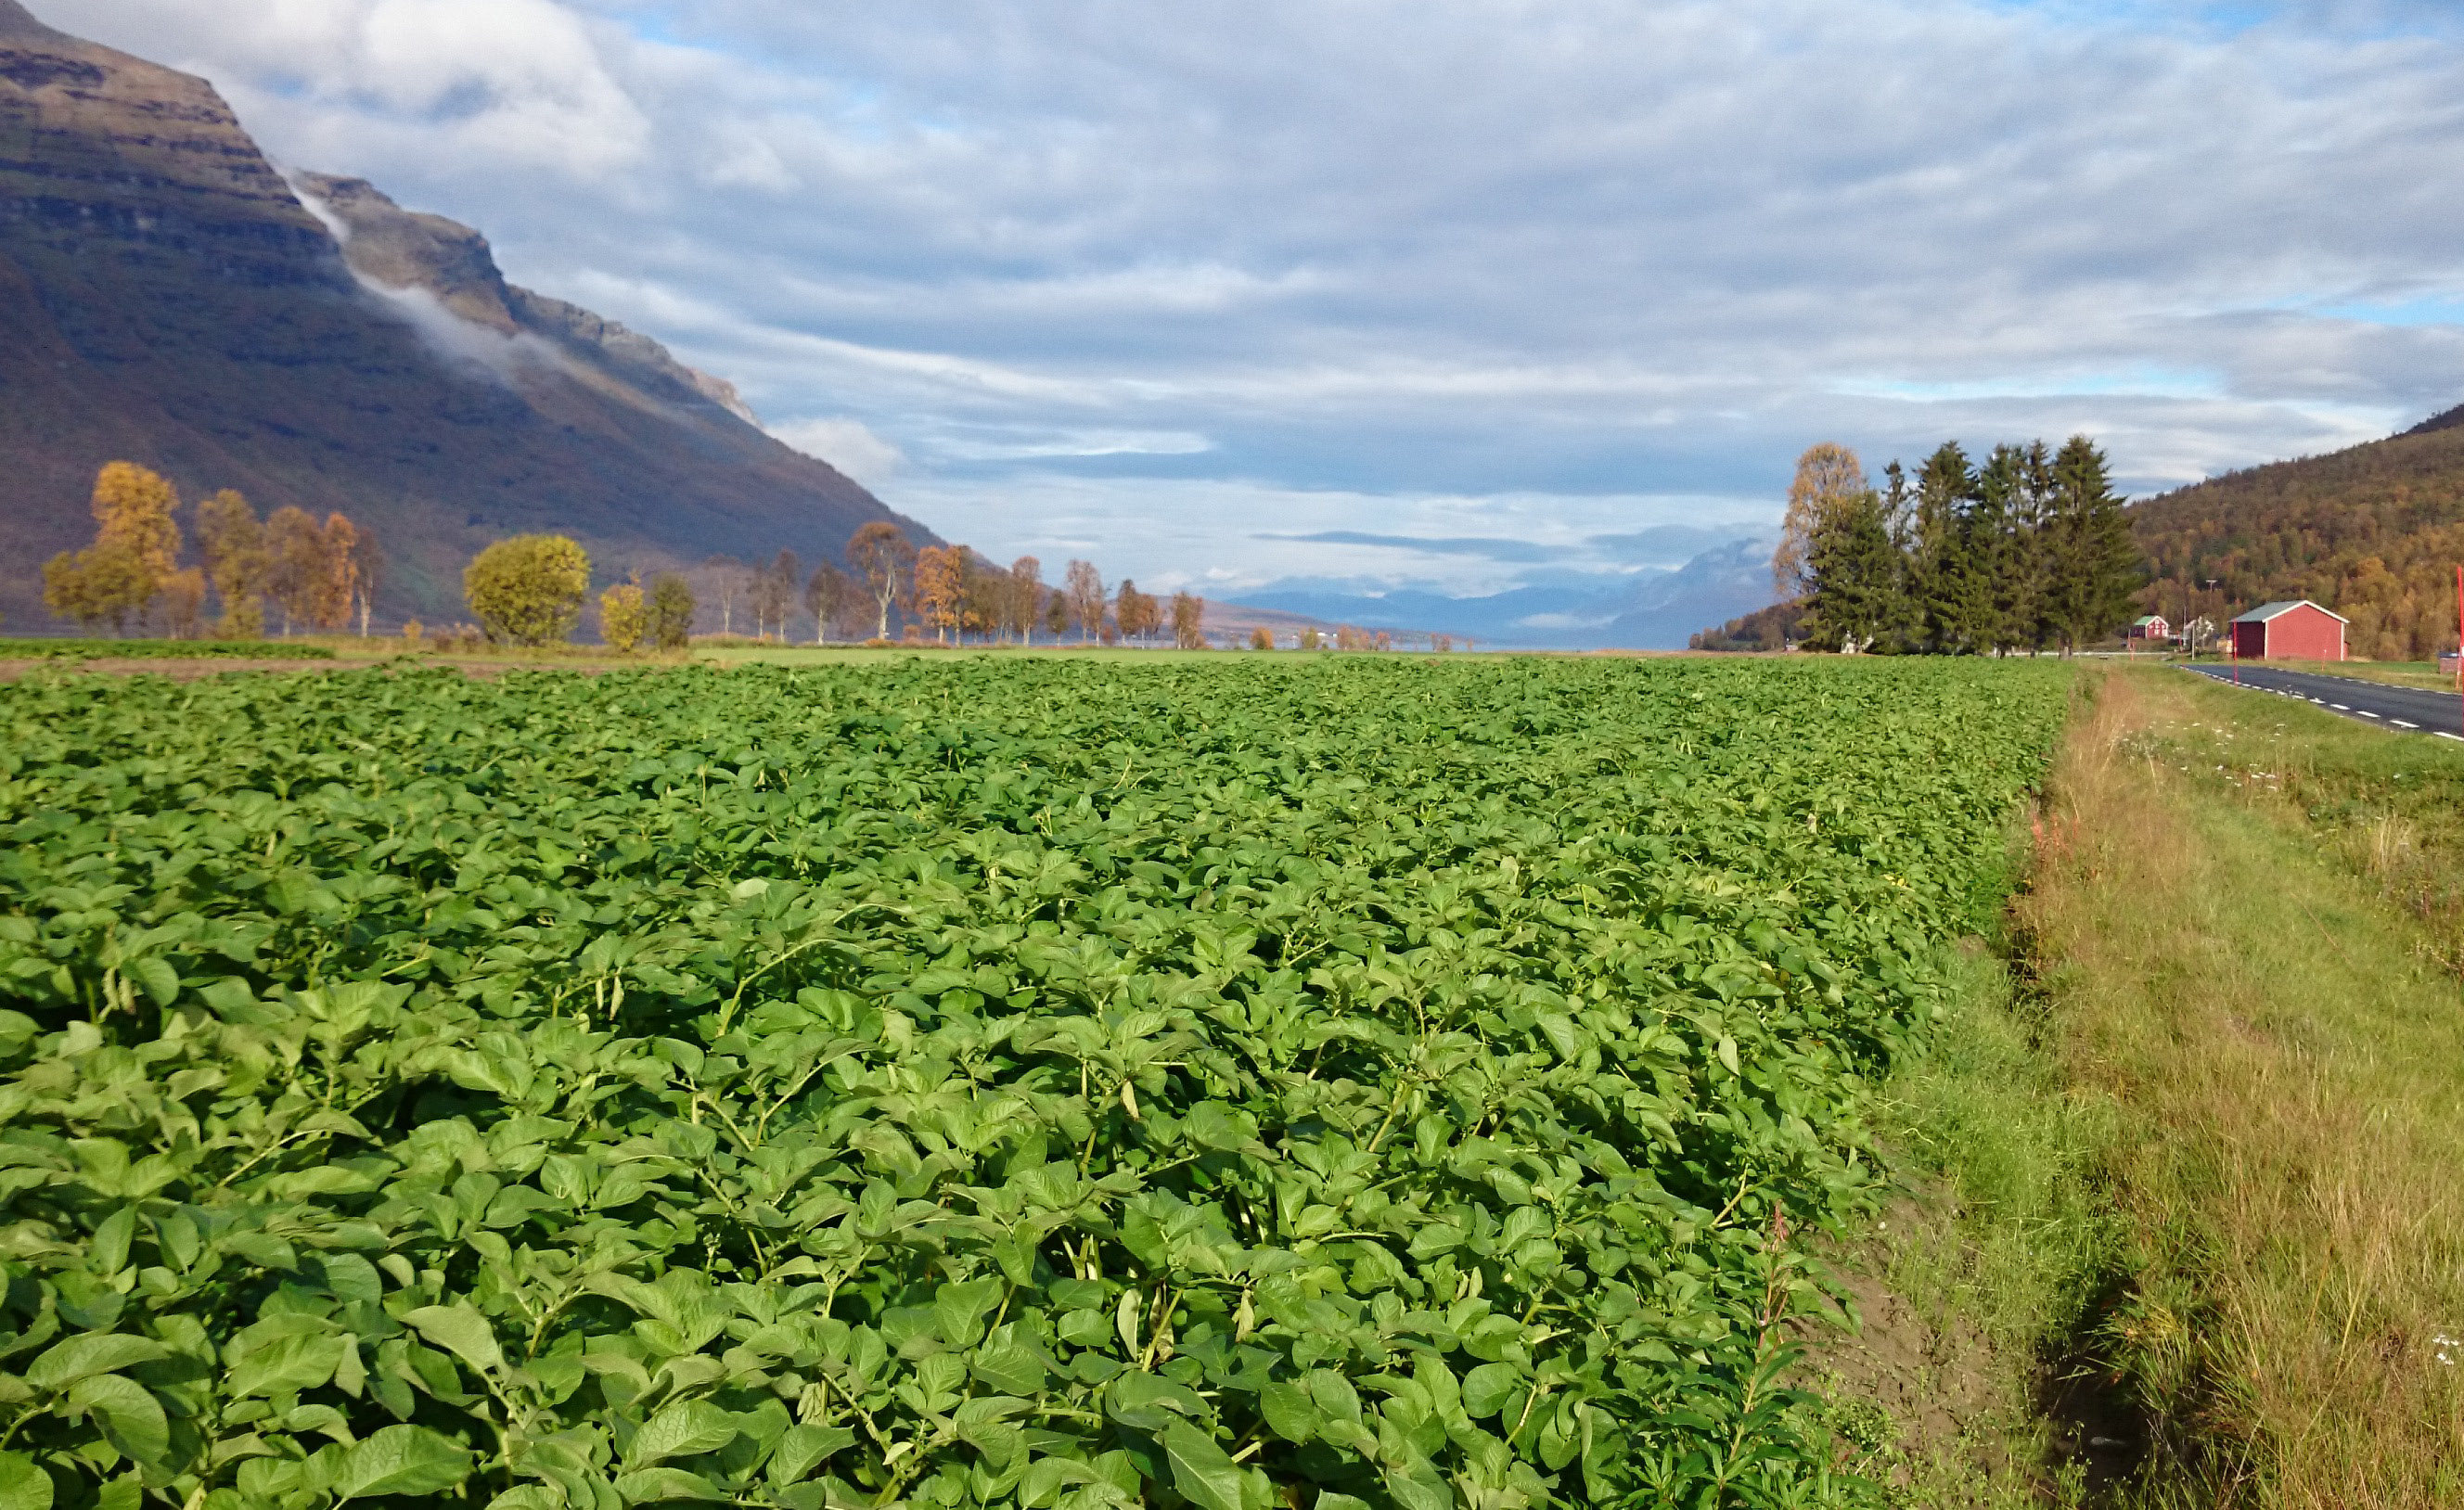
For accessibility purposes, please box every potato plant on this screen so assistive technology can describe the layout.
[0,657,2070,1510]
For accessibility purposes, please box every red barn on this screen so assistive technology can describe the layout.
[2229,600,2346,662]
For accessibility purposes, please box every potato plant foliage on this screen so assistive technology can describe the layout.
[0,658,2069,1510]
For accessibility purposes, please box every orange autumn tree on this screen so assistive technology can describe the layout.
[912,544,965,644]
[44,462,184,633]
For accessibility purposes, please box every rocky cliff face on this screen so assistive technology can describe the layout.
[293,173,763,428]
[0,0,926,626]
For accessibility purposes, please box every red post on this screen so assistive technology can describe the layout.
[2453,564,2462,727]
[2230,620,2238,685]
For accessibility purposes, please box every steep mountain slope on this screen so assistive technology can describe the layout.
[0,0,928,626]
[2131,410,2464,659]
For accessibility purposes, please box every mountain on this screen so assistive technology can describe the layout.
[2131,406,2464,660]
[0,0,928,627]
[1237,534,1779,649]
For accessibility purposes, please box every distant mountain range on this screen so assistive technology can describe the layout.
[0,0,928,627]
[1239,535,1779,649]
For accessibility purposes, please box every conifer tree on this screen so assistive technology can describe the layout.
[1802,487,1902,651]
[2043,435,2138,652]
[1910,442,1985,652]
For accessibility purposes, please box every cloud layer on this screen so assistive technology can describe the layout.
[44,0,2464,595]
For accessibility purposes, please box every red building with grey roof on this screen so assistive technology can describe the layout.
[2229,600,2347,662]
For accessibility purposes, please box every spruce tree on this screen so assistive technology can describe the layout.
[1911,442,1986,652]
[2044,435,2137,652]
[1803,486,1904,651]
[1974,443,2043,655]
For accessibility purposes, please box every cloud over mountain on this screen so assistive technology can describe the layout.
[36,0,2464,606]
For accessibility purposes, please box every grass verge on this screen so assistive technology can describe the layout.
[2020,668,2464,1504]
[1816,664,2464,1505]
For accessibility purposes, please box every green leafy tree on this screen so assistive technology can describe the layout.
[464,535,592,646]
[648,572,697,649]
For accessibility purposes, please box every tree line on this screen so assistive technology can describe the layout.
[454,521,1220,650]
[41,463,379,639]
[1777,435,2139,654]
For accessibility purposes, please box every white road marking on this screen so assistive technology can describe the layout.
[2330,704,2350,710]
[2357,710,2381,719]
[2441,732,2464,743]
[2393,721,2419,729]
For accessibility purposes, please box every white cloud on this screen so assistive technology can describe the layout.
[769,416,905,487]
[38,0,2464,596]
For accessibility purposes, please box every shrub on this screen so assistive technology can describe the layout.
[463,535,591,646]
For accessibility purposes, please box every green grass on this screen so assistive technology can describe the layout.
[0,636,335,659]
[2019,669,2464,1505]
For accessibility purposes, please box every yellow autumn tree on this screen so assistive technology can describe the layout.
[310,513,363,631]
[195,488,269,638]
[1772,442,1871,599]
[600,579,648,653]
[44,461,184,633]
[465,535,592,646]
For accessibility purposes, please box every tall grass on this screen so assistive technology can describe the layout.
[2023,670,2464,1504]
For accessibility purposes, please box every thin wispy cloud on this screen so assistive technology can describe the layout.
[45,0,2464,597]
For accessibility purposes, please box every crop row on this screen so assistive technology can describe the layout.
[0,657,2071,1510]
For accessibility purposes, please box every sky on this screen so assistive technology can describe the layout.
[43,0,2464,599]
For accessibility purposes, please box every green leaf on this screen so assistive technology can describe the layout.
[933,1276,1005,1349]
[624,1401,738,1466]
[1382,1457,1451,1510]
[0,1453,53,1510]
[968,1337,1048,1395]
[1159,1421,1246,1510]
[766,1424,855,1486]
[403,1304,504,1376]
[89,1209,136,1275]
[484,1490,564,1510]
[128,957,180,1006]
[1260,1381,1320,1443]
[1461,1363,1521,1419]
[614,1467,728,1503]
[1105,1371,1204,1430]
[25,1334,169,1391]
[332,1425,474,1502]
[68,1375,168,1464]
[1019,1456,1100,1509]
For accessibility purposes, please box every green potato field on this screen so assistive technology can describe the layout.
[0,656,2072,1510]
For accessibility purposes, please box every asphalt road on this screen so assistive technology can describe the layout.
[2181,662,2464,740]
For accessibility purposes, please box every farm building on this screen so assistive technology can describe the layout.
[2128,614,2172,641]
[2229,600,2347,661]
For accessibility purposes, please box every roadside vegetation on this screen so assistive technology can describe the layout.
[1839,668,2464,1506]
